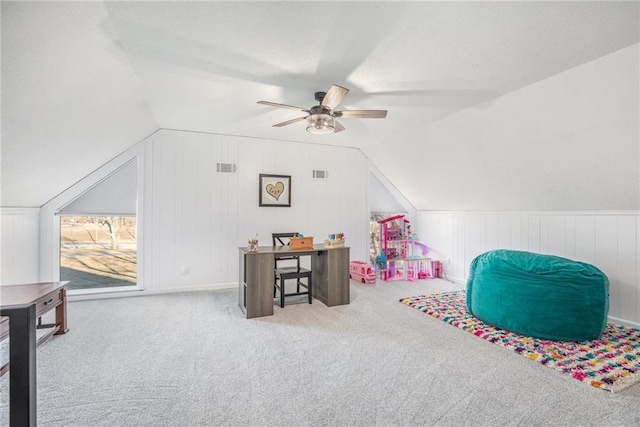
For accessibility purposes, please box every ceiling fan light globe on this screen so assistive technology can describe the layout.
[306,114,335,134]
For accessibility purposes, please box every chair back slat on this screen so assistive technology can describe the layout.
[272,232,300,267]
[272,232,298,246]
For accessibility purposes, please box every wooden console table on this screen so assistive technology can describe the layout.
[0,281,69,427]
[239,244,350,318]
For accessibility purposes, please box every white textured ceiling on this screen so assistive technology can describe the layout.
[2,1,638,207]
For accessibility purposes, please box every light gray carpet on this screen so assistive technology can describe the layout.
[1,278,640,426]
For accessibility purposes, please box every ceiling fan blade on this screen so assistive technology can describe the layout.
[334,110,387,119]
[321,84,349,109]
[257,100,308,112]
[273,116,308,127]
[333,121,346,133]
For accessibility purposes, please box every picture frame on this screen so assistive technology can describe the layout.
[259,174,291,207]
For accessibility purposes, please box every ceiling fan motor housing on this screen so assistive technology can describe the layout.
[314,91,327,103]
[310,105,332,116]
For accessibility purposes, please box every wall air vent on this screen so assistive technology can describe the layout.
[216,163,237,173]
[312,170,328,179]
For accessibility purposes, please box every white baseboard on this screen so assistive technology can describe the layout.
[607,315,640,329]
[68,282,237,302]
[444,275,466,286]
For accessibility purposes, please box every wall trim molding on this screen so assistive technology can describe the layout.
[607,315,640,329]
[0,207,41,213]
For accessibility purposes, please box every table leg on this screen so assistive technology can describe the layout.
[3,303,37,427]
[54,287,69,334]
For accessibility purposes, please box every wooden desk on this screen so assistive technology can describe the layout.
[0,281,69,427]
[239,244,350,318]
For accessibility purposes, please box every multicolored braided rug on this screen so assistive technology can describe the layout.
[400,290,640,392]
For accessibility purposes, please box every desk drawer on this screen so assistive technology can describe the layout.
[35,289,63,318]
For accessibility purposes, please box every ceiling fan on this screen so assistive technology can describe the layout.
[257,84,387,134]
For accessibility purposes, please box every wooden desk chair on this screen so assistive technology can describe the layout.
[272,232,312,307]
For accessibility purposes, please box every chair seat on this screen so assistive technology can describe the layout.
[275,266,312,307]
[272,232,313,308]
[275,266,311,277]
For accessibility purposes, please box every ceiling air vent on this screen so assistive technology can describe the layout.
[216,163,237,173]
[312,170,328,179]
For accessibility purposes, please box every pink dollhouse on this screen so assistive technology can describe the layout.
[376,214,436,281]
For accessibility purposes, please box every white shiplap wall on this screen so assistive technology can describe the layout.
[118,129,369,292]
[31,129,369,294]
[0,207,40,284]
[415,211,640,327]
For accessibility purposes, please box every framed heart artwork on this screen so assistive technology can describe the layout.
[259,174,291,207]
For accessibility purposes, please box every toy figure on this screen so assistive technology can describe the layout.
[375,252,387,270]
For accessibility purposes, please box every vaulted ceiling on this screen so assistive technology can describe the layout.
[2,1,638,208]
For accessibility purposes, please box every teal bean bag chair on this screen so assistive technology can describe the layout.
[466,250,609,341]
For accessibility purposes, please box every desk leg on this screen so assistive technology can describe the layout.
[4,303,37,427]
[55,287,69,334]
[312,248,350,307]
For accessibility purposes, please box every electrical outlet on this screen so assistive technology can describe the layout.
[181,265,189,275]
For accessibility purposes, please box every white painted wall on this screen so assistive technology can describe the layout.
[37,129,369,294]
[415,211,640,327]
[369,43,639,211]
[143,130,369,292]
[0,208,40,284]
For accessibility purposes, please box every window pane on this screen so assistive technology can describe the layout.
[60,216,137,290]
